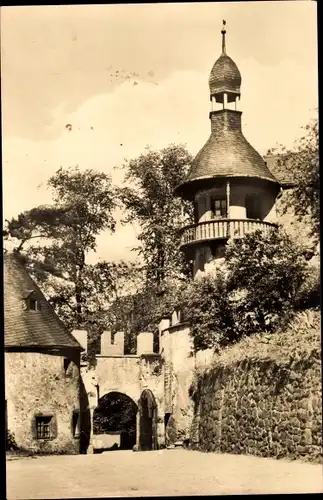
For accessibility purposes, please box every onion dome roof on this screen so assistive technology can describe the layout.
[175,22,279,199]
[209,53,241,96]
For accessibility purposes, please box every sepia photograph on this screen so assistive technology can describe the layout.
[2,1,321,498]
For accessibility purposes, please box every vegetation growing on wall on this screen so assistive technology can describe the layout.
[3,123,319,359]
[190,309,321,462]
[180,228,319,352]
[4,167,117,332]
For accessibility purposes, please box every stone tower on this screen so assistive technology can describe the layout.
[175,22,280,277]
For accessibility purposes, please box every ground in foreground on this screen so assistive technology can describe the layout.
[6,448,323,498]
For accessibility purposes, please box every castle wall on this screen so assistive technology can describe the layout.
[160,322,195,444]
[5,349,81,454]
[190,317,322,462]
[78,329,166,451]
[96,355,141,403]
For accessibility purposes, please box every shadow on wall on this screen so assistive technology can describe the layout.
[80,377,91,454]
[165,413,177,447]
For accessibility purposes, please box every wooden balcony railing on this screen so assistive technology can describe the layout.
[180,219,278,248]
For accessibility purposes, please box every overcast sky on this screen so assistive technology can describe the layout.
[1,2,318,263]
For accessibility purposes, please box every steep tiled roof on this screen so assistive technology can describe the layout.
[175,110,279,198]
[264,154,297,188]
[4,252,82,350]
[209,54,241,96]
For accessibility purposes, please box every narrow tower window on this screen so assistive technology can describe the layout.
[211,197,227,218]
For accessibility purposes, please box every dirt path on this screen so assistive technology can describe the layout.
[6,449,323,498]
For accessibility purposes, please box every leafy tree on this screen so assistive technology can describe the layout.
[112,144,195,348]
[268,116,319,236]
[4,166,121,339]
[105,277,183,354]
[117,144,194,288]
[225,228,308,334]
[181,272,234,352]
[181,228,310,352]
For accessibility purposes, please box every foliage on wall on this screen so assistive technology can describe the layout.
[190,309,321,462]
[179,228,319,352]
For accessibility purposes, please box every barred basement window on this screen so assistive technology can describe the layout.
[36,416,53,439]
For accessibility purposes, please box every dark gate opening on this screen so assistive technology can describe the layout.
[93,392,138,451]
[139,389,158,451]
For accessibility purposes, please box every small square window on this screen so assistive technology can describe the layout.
[36,416,53,440]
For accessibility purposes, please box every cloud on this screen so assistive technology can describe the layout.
[2,58,318,262]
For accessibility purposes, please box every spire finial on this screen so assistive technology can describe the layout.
[221,19,226,54]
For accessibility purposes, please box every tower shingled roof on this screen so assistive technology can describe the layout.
[175,23,280,199]
[209,53,242,96]
[4,252,82,350]
[175,110,279,199]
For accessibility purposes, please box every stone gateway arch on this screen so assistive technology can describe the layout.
[74,317,195,454]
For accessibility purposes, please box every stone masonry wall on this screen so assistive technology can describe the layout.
[139,354,165,447]
[5,349,81,454]
[85,353,165,450]
[191,355,322,462]
[161,322,195,444]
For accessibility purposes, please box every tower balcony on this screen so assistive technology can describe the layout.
[179,218,278,249]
